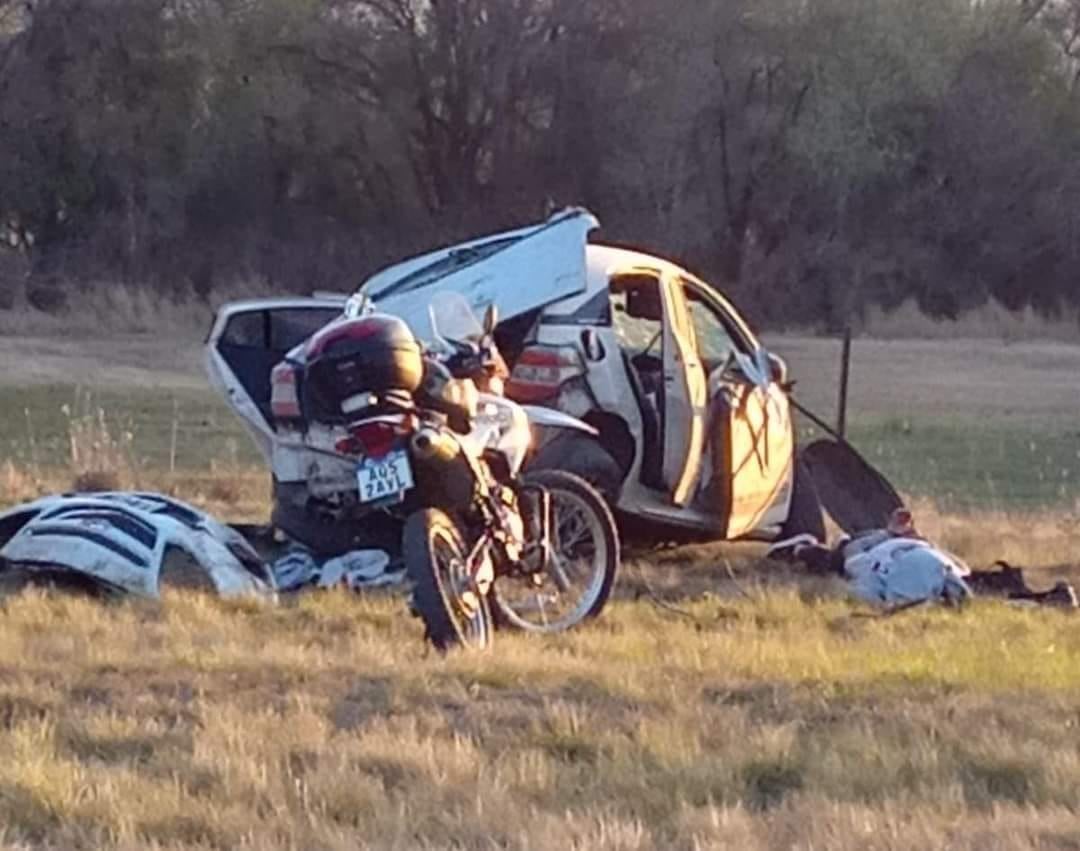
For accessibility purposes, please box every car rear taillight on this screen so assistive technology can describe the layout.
[270,362,301,420]
[336,418,410,459]
[506,345,585,403]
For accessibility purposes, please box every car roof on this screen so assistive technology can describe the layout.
[214,296,346,314]
[586,243,687,280]
[534,242,698,322]
[580,244,761,348]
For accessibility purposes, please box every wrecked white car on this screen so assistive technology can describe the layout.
[206,207,825,550]
[0,492,276,599]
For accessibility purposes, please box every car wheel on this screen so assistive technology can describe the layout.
[778,455,826,541]
[527,433,624,506]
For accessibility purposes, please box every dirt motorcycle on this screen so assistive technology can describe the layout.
[283,291,619,650]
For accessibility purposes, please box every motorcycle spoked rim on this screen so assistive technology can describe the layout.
[429,527,491,649]
[496,486,609,632]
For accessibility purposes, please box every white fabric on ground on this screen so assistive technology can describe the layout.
[270,547,405,591]
[841,535,972,606]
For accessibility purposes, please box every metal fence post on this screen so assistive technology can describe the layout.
[837,326,852,439]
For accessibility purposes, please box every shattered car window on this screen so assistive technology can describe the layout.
[610,290,662,356]
[684,285,745,369]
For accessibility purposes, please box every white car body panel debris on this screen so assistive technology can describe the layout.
[0,492,276,599]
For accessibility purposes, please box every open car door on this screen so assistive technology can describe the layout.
[681,281,795,537]
[205,298,346,460]
[722,378,795,538]
[659,273,709,506]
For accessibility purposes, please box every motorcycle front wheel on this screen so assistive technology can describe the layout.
[403,508,493,652]
[493,470,620,633]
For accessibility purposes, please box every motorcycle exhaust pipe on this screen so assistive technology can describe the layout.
[411,427,460,464]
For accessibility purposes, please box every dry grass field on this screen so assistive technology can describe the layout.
[0,320,1078,849]
[2,589,1080,850]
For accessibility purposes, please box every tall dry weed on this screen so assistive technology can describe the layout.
[61,391,138,492]
[0,460,41,506]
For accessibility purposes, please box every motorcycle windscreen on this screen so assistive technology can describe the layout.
[364,208,598,342]
[800,438,904,534]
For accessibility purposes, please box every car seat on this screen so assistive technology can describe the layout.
[620,351,663,488]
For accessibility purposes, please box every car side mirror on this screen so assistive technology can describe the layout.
[483,303,499,334]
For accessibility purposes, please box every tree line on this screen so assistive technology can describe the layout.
[2,0,1079,328]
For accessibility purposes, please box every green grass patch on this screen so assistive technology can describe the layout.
[0,384,259,472]
[3,330,1078,516]
[3,385,1077,511]
[799,415,1079,511]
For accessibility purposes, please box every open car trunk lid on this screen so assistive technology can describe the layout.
[362,207,599,340]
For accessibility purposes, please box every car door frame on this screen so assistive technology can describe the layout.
[658,269,710,506]
[205,297,346,462]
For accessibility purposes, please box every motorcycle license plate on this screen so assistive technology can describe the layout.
[357,450,414,504]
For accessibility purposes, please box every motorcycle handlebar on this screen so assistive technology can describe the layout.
[432,338,507,384]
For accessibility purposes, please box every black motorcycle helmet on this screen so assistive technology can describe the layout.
[303,313,424,417]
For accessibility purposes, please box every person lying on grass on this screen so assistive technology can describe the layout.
[768,508,1077,610]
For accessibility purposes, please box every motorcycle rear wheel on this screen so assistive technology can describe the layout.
[403,508,493,652]
[493,470,619,633]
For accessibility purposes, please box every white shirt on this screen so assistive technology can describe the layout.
[840,533,972,606]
